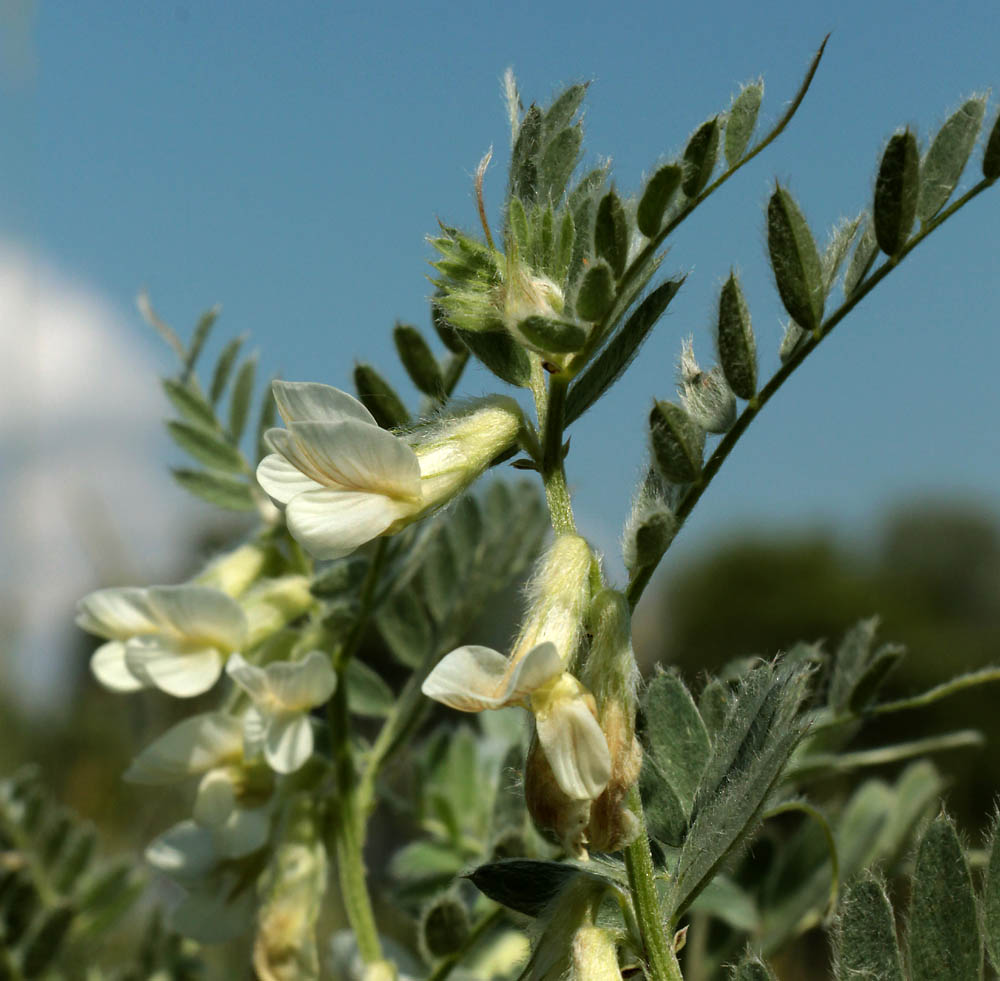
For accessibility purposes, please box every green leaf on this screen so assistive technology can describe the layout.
[574,261,616,322]
[835,872,904,981]
[346,659,394,717]
[725,81,764,167]
[539,125,582,204]
[467,860,613,917]
[983,110,1000,180]
[876,761,943,870]
[377,590,433,668]
[667,660,811,921]
[917,95,987,221]
[642,668,710,813]
[542,83,587,139]
[536,205,555,271]
[20,903,75,977]
[984,810,1000,973]
[515,315,588,354]
[566,278,683,425]
[698,678,731,738]
[390,841,464,887]
[637,164,683,238]
[717,272,757,400]
[209,333,246,405]
[171,468,255,511]
[431,302,467,354]
[828,617,881,713]
[594,189,629,278]
[821,213,863,295]
[641,757,689,847]
[421,534,460,624]
[874,129,920,256]
[767,185,824,331]
[649,401,704,484]
[843,217,878,298]
[166,420,245,473]
[554,209,575,283]
[847,643,904,712]
[162,377,217,429]
[420,893,470,960]
[184,305,219,377]
[688,875,758,932]
[394,323,444,397]
[507,196,531,256]
[510,105,543,204]
[682,118,720,197]
[731,952,778,981]
[457,327,531,387]
[908,813,982,981]
[228,355,257,442]
[255,380,277,464]
[311,557,368,598]
[353,362,410,429]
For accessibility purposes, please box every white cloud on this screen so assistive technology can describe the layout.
[0,243,194,707]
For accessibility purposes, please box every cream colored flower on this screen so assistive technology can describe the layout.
[77,585,248,697]
[226,650,337,774]
[256,381,523,560]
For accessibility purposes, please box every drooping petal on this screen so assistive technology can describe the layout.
[256,451,326,505]
[126,639,224,698]
[500,642,564,702]
[193,769,237,828]
[534,693,611,801]
[285,488,408,560]
[264,714,314,773]
[218,806,271,857]
[90,641,146,692]
[288,420,421,499]
[125,712,244,784]
[76,587,160,639]
[272,380,376,428]
[242,705,268,761]
[225,652,271,703]
[421,645,512,711]
[262,650,337,711]
[146,586,248,650]
[145,820,217,882]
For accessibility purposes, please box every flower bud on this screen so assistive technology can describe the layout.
[195,543,270,598]
[580,590,642,853]
[253,796,326,981]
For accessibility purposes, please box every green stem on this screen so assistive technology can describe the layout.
[327,539,390,965]
[624,787,684,981]
[626,176,996,611]
[425,907,505,981]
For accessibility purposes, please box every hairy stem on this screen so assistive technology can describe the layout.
[627,176,996,610]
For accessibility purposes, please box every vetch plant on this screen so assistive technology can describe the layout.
[16,37,999,980]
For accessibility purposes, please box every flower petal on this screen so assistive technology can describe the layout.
[500,642,564,701]
[76,587,159,640]
[218,806,271,857]
[289,420,421,499]
[126,639,224,698]
[225,652,270,702]
[264,427,334,487]
[534,695,611,801]
[193,769,237,828]
[272,380,376,428]
[285,488,407,560]
[125,712,244,784]
[242,705,268,760]
[145,820,217,881]
[421,645,512,711]
[256,451,326,505]
[90,641,146,692]
[264,714,314,773]
[146,586,248,650]
[262,650,337,711]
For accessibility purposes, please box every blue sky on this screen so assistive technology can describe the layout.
[3,0,999,601]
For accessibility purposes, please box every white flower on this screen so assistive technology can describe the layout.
[77,585,248,697]
[256,381,522,560]
[226,650,337,774]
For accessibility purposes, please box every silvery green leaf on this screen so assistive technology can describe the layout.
[834,871,904,981]
[554,209,575,283]
[353,362,409,429]
[458,327,532,387]
[542,83,587,139]
[843,218,878,297]
[637,163,683,238]
[908,813,982,981]
[594,189,629,278]
[917,94,987,221]
[717,271,757,400]
[255,379,277,464]
[171,468,256,511]
[507,196,531,255]
[162,377,216,429]
[167,420,245,474]
[394,323,444,398]
[821,213,863,295]
[377,589,433,668]
[767,185,824,331]
[983,110,1000,180]
[516,315,588,354]
[682,118,720,197]
[984,810,1000,973]
[874,129,920,256]
[876,761,943,870]
[641,757,689,847]
[574,260,616,322]
[649,401,704,484]
[228,355,256,442]
[725,80,764,166]
[184,306,219,377]
[538,125,582,204]
[509,104,543,204]
[345,659,394,717]
[731,952,777,981]
[209,333,246,405]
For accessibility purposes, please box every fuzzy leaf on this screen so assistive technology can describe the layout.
[167,420,245,473]
[649,401,704,484]
[874,129,920,256]
[843,218,878,297]
[717,272,757,400]
[467,860,613,918]
[507,196,531,255]
[458,328,532,387]
[732,952,777,981]
[516,315,588,354]
[641,757,689,846]
[209,334,246,405]
[984,812,1000,972]
[983,111,1000,180]
[637,164,683,238]
[255,380,277,464]
[542,83,587,139]
[918,95,987,221]
[539,125,582,204]
[594,189,629,279]
[394,323,444,397]
[510,105,543,204]
[162,378,216,429]
[835,872,904,981]
[725,81,764,166]
[554,209,575,283]
[682,118,720,197]
[574,261,616,322]
[171,468,255,511]
[566,277,683,424]
[353,363,410,430]
[767,185,824,331]
[821,214,863,295]
[377,589,433,668]
[908,813,982,981]
[228,356,256,442]
[184,306,219,376]
[346,659,394,717]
